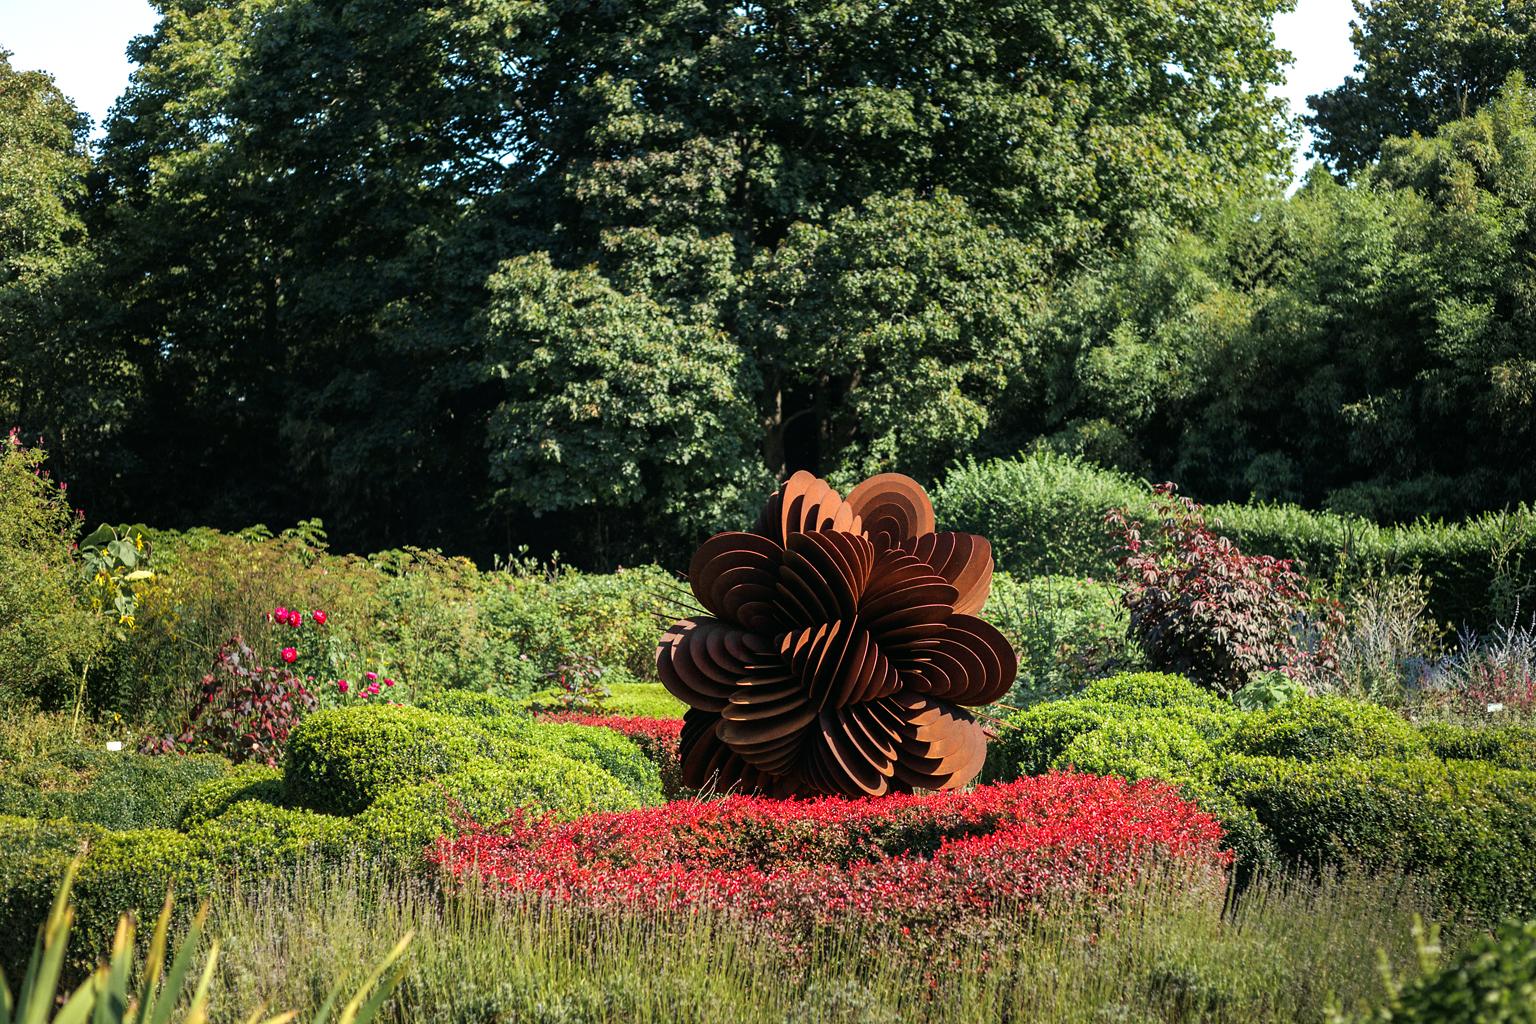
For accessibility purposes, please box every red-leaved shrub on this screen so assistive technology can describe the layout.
[141,634,315,765]
[430,774,1229,939]
[1107,485,1340,694]
[536,713,684,795]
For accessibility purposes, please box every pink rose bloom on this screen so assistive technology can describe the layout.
[383,677,395,687]
[337,679,350,694]
[272,605,289,623]
[365,671,378,682]
[312,610,328,625]
[280,647,298,664]
[287,610,303,627]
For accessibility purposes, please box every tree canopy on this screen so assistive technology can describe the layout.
[12,0,1293,561]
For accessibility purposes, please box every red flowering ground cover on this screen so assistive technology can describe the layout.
[430,773,1229,938]
[536,713,684,795]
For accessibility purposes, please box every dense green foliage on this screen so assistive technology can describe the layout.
[936,451,1536,629]
[1306,0,1536,172]
[1033,77,1536,535]
[0,699,656,973]
[986,673,1536,923]
[0,437,103,704]
[6,0,1297,561]
[1367,918,1536,1023]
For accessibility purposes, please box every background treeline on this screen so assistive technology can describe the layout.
[3,0,1536,566]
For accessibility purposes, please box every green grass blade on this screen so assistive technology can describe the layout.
[51,968,104,1024]
[17,857,81,1023]
[21,905,74,1024]
[336,932,412,1024]
[134,890,175,1024]
[146,903,208,1024]
[94,915,135,1024]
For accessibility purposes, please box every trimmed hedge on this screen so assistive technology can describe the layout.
[282,704,535,815]
[1219,755,1536,923]
[186,800,353,871]
[1217,696,1430,762]
[934,452,1536,628]
[0,749,232,830]
[602,683,686,718]
[178,763,284,828]
[1418,722,1536,772]
[987,674,1536,923]
[982,673,1239,783]
[350,760,643,861]
[0,815,213,973]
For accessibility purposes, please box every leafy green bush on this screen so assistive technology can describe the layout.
[0,748,231,829]
[1055,718,1216,786]
[981,673,1237,783]
[349,759,644,861]
[1418,722,1536,771]
[0,815,215,972]
[187,799,353,870]
[1077,672,1230,711]
[0,435,103,707]
[417,689,524,720]
[1218,697,1430,762]
[282,705,532,815]
[1219,755,1536,923]
[502,719,664,806]
[602,682,686,718]
[983,573,1142,704]
[177,762,284,828]
[933,452,1536,630]
[987,671,1536,922]
[934,452,1139,577]
[1369,918,1536,1023]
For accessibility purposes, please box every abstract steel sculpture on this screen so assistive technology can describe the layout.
[658,471,1017,797]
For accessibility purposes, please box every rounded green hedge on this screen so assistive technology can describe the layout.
[1056,718,1216,787]
[1418,722,1536,772]
[1217,754,1536,923]
[187,800,353,871]
[1217,697,1430,762]
[0,749,232,830]
[178,763,284,828]
[349,757,643,861]
[282,704,535,815]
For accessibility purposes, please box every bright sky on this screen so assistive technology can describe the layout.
[2,0,1359,177]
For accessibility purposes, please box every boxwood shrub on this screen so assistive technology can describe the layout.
[1218,755,1536,923]
[282,704,536,815]
[349,758,643,861]
[1417,721,1536,772]
[1217,696,1431,762]
[0,749,232,830]
[987,671,1536,923]
[178,763,284,828]
[934,452,1536,628]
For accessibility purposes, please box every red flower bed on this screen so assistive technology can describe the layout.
[430,773,1229,937]
[536,713,684,795]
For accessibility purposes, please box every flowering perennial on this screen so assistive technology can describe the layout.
[430,774,1228,935]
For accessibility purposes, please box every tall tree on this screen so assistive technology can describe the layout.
[0,50,127,481]
[80,0,1294,560]
[1307,0,1536,173]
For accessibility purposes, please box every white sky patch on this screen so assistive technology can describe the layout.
[1272,0,1360,180]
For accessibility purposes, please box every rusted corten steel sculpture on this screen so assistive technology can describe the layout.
[658,471,1017,797]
